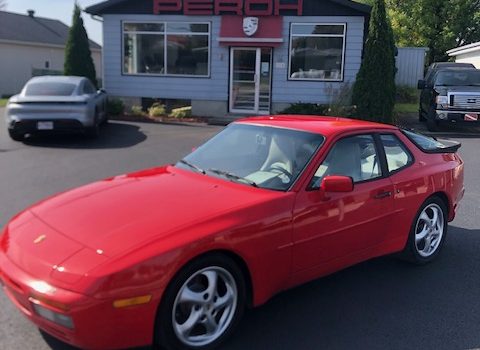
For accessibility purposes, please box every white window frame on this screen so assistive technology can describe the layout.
[122,21,211,78]
[288,23,347,82]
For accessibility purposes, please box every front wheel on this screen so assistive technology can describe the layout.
[8,129,24,141]
[155,254,246,350]
[401,197,448,265]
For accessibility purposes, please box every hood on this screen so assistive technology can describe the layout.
[3,166,282,285]
[435,86,480,95]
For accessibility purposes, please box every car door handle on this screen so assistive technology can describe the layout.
[374,191,392,199]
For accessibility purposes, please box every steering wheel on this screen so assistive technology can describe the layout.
[268,163,293,180]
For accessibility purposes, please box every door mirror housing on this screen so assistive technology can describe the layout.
[321,176,354,193]
[417,79,426,90]
[97,89,106,94]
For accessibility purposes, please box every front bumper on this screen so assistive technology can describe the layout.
[435,109,480,123]
[0,250,157,350]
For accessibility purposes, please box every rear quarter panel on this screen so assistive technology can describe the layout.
[387,131,464,250]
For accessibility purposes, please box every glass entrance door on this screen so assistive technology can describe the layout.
[230,47,272,114]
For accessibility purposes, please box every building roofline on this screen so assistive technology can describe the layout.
[447,41,480,56]
[86,0,371,16]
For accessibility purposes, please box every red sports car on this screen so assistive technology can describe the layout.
[0,116,464,350]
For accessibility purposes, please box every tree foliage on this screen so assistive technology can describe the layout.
[356,0,480,63]
[352,0,396,123]
[64,4,98,87]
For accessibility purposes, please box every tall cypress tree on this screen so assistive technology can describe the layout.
[352,0,396,123]
[64,4,98,87]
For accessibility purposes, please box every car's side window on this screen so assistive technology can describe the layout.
[380,134,413,173]
[310,134,381,189]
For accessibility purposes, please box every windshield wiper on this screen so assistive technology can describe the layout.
[208,168,258,187]
[179,159,206,174]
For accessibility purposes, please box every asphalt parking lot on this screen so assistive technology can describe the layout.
[1,111,480,350]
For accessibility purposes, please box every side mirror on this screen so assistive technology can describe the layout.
[97,89,106,94]
[417,79,426,90]
[321,176,354,193]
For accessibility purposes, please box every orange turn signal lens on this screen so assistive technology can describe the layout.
[29,294,70,312]
[113,295,152,309]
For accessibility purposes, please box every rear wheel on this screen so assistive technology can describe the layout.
[401,196,448,265]
[155,254,246,350]
[85,111,100,138]
[8,129,24,141]
[426,109,439,132]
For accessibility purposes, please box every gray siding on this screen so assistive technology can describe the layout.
[395,47,428,87]
[103,14,365,106]
[272,16,364,104]
[103,15,229,101]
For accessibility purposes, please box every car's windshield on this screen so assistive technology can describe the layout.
[176,123,325,191]
[435,70,480,86]
[25,82,77,96]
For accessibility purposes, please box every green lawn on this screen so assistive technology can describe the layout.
[394,103,418,114]
[0,99,8,107]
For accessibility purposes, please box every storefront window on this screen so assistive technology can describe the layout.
[123,22,210,77]
[289,24,346,81]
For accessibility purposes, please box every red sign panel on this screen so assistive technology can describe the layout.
[219,15,283,46]
[154,0,303,16]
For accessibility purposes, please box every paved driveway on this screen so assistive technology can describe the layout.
[1,111,480,350]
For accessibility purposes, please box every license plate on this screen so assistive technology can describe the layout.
[464,113,478,121]
[37,121,54,130]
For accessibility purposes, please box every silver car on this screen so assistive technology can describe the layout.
[5,76,108,141]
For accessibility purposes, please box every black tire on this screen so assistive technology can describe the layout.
[8,129,24,141]
[418,109,426,122]
[426,118,439,132]
[400,196,448,265]
[85,112,100,138]
[155,254,246,350]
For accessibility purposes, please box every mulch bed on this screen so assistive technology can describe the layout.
[110,114,209,125]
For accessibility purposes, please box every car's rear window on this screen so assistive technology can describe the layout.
[402,130,460,154]
[25,82,77,96]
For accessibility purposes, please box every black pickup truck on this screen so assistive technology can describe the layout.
[418,67,480,131]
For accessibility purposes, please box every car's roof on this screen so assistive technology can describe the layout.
[27,76,86,85]
[235,115,397,137]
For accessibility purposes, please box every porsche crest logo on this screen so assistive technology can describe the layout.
[243,17,259,37]
[33,234,47,244]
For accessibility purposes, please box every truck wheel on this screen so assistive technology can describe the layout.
[8,129,24,141]
[418,109,426,122]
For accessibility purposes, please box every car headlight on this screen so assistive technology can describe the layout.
[31,302,74,329]
[436,95,449,108]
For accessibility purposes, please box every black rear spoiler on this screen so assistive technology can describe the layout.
[423,139,461,154]
[400,129,461,154]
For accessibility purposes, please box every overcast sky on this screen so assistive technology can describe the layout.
[3,0,103,45]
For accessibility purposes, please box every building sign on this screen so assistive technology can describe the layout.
[153,0,303,16]
[243,17,259,36]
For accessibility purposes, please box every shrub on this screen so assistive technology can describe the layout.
[107,98,125,116]
[131,105,145,116]
[352,0,396,123]
[280,103,329,115]
[395,85,419,104]
[148,103,166,117]
[170,106,192,118]
[64,5,98,87]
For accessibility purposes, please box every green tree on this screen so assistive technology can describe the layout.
[352,0,396,123]
[64,4,98,87]
[356,0,480,64]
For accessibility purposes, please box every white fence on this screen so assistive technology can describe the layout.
[395,47,429,87]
